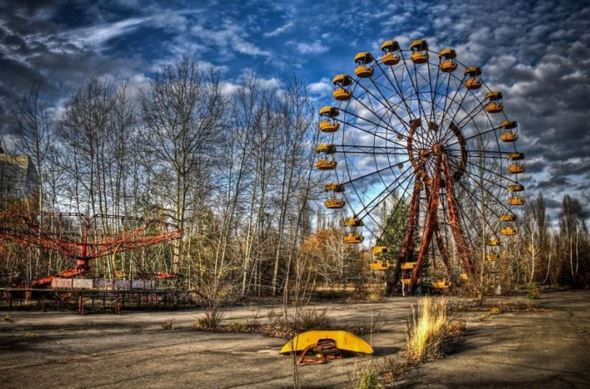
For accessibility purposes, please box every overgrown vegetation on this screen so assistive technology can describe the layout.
[406,297,465,363]
[352,362,383,389]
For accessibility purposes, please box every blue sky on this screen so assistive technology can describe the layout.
[1,0,589,217]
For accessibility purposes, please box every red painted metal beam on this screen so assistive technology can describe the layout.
[442,156,474,275]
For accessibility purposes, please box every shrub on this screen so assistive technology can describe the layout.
[528,283,541,299]
[353,363,383,389]
[406,297,462,363]
[161,320,174,330]
[194,308,225,330]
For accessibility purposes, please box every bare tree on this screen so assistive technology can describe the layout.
[141,56,225,274]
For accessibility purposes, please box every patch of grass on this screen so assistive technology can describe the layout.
[352,362,383,389]
[23,331,38,338]
[2,314,14,322]
[193,308,225,330]
[489,306,503,315]
[378,356,409,387]
[161,320,174,330]
[528,283,541,299]
[406,297,464,363]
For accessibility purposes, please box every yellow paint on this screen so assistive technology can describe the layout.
[280,330,373,354]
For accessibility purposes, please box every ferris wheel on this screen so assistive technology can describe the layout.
[314,39,526,292]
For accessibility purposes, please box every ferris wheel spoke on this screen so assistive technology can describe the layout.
[339,158,412,185]
[452,195,478,250]
[357,165,415,220]
[376,63,414,122]
[444,125,502,148]
[437,72,454,129]
[448,157,513,193]
[368,77,413,136]
[437,83,470,143]
[460,158,519,184]
[337,150,408,155]
[335,116,405,148]
[375,179,415,243]
[456,181,503,237]
[352,82,411,141]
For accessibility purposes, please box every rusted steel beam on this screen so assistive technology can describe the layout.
[410,156,442,293]
[390,181,422,292]
[442,156,474,275]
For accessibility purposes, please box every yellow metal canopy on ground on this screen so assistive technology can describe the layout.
[280,330,373,354]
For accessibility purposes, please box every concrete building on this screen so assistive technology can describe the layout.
[0,151,39,200]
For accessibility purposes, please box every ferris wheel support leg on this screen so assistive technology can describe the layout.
[442,157,474,275]
[410,159,443,294]
[434,225,453,278]
[388,184,421,295]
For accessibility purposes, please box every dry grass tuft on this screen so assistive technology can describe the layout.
[193,308,226,330]
[406,297,464,363]
[351,361,383,389]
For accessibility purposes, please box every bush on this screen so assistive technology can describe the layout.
[194,308,225,330]
[528,283,541,299]
[353,363,383,389]
[406,297,462,363]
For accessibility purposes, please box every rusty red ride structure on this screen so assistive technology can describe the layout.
[0,212,181,287]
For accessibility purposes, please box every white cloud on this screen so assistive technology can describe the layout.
[191,24,271,57]
[263,21,294,37]
[295,41,328,54]
[307,77,331,96]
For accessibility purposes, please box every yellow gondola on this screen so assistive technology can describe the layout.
[371,245,388,255]
[464,66,482,89]
[500,213,516,222]
[318,120,339,132]
[508,163,525,174]
[486,253,500,261]
[507,183,525,192]
[369,260,389,271]
[410,39,429,64]
[500,226,517,236]
[332,74,353,86]
[507,152,525,161]
[333,88,352,101]
[315,143,336,154]
[438,48,457,72]
[332,74,353,101]
[500,119,517,129]
[459,272,469,281]
[499,119,518,142]
[401,262,416,270]
[401,278,412,286]
[324,197,345,209]
[432,280,451,289]
[343,216,364,227]
[485,91,503,113]
[354,52,374,78]
[343,232,363,244]
[487,238,500,246]
[380,40,401,65]
[508,196,525,206]
[500,132,518,142]
[319,105,339,117]
[315,159,337,170]
[324,183,344,192]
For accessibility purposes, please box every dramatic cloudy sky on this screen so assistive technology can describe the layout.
[1,0,589,218]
